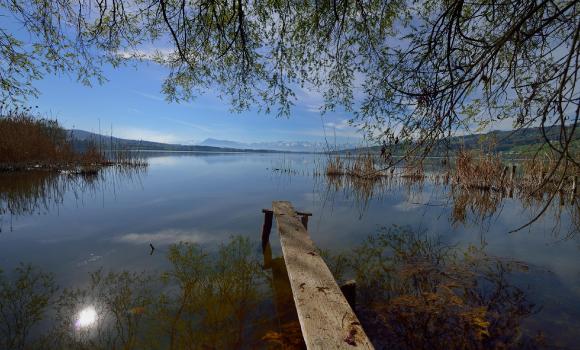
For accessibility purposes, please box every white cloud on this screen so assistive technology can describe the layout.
[115,127,180,144]
[305,103,323,113]
[117,47,174,61]
[325,119,351,130]
[131,90,166,102]
[294,85,326,114]
[114,229,213,245]
[162,117,213,133]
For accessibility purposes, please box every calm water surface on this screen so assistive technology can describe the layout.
[1,153,579,348]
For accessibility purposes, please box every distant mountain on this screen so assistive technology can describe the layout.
[198,138,249,149]
[199,138,360,152]
[69,125,575,156]
[340,125,580,155]
[69,129,359,153]
[68,130,277,153]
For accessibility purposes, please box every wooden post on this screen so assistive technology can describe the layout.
[571,176,577,205]
[263,242,273,269]
[510,164,517,183]
[261,209,273,251]
[301,216,309,230]
[340,280,357,311]
[296,211,312,230]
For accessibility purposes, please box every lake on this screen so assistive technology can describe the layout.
[1,152,579,349]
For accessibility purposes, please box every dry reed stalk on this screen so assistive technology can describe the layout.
[348,153,380,178]
[454,148,503,191]
[401,161,425,181]
[325,156,345,176]
[0,113,147,171]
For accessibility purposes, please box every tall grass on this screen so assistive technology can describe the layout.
[454,148,504,190]
[0,112,74,165]
[0,112,146,170]
[0,112,105,168]
[325,153,385,179]
[325,155,345,176]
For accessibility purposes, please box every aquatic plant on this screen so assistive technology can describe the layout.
[49,269,153,350]
[324,226,539,349]
[0,112,148,171]
[325,156,345,176]
[0,231,547,349]
[0,264,57,350]
[454,148,504,191]
[0,112,105,169]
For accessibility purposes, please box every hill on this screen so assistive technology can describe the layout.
[69,130,278,153]
[199,138,360,152]
[69,125,579,156]
[342,125,579,156]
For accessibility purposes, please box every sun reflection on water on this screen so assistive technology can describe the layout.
[75,306,98,329]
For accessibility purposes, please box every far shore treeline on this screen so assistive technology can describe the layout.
[2,112,578,172]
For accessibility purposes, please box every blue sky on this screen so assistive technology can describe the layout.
[30,60,363,145]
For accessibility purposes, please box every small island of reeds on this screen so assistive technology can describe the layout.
[0,111,147,174]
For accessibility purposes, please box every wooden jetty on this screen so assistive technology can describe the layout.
[261,201,374,349]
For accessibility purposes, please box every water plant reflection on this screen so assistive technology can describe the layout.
[0,264,57,350]
[322,226,542,348]
[0,166,146,231]
[320,153,578,234]
[37,237,276,349]
[1,231,551,349]
[0,171,66,217]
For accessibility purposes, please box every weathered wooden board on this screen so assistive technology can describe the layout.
[272,201,374,349]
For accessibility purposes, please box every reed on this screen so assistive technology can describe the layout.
[519,154,579,191]
[0,112,76,166]
[0,112,147,171]
[401,161,425,180]
[325,155,345,176]
[348,152,382,178]
[454,148,504,191]
[325,152,388,179]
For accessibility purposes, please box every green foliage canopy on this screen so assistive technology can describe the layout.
[0,0,578,163]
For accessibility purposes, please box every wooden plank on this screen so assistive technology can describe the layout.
[272,201,374,350]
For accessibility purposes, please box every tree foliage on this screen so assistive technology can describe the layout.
[0,0,578,166]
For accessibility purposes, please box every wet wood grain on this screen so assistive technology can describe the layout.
[272,201,374,350]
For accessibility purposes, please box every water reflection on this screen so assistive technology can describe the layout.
[0,166,146,231]
[0,153,578,348]
[75,306,98,329]
[321,162,578,237]
[10,237,281,350]
[261,243,305,349]
[0,232,554,349]
[0,171,65,217]
[322,227,542,348]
